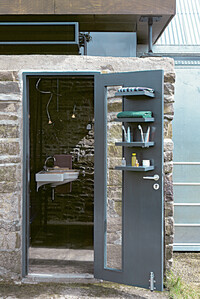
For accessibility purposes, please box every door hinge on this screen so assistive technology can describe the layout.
[149,272,156,291]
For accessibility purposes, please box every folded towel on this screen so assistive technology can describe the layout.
[118,87,154,93]
[117,111,152,118]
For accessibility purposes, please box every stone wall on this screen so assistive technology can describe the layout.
[0,56,174,280]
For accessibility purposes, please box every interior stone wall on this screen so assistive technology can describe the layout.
[0,56,174,280]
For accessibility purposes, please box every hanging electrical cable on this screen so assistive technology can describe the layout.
[36,78,61,124]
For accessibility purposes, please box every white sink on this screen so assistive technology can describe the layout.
[35,168,79,191]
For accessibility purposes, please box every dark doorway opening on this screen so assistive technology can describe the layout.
[27,75,94,276]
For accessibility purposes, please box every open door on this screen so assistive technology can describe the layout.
[94,70,164,291]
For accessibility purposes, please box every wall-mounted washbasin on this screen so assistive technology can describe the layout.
[35,168,79,191]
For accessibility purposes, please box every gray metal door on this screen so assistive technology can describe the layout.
[94,70,164,291]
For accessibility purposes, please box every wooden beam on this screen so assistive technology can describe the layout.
[0,0,54,14]
[0,0,176,15]
[55,0,176,15]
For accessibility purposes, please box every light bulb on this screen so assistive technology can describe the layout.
[72,114,76,119]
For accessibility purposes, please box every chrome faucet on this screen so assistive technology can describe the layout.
[44,156,56,171]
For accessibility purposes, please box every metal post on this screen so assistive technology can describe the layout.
[84,35,87,55]
[148,17,153,54]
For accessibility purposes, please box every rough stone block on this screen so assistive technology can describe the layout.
[0,141,19,155]
[164,94,174,103]
[165,217,174,236]
[107,186,122,200]
[107,144,122,158]
[164,139,174,152]
[0,182,21,193]
[164,151,173,162]
[107,157,121,169]
[0,165,20,182]
[0,103,20,113]
[107,101,122,113]
[106,244,122,270]
[0,124,19,138]
[107,122,122,142]
[108,169,122,186]
[164,83,175,96]
[0,193,20,221]
[164,120,173,139]
[164,173,174,202]
[164,161,173,174]
[164,72,175,83]
[0,82,20,94]
[164,103,174,115]
[0,232,20,250]
[165,201,174,217]
[165,244,173,261]
[114,201,122,216]
[0,251,21,275]
[0,71,18,82]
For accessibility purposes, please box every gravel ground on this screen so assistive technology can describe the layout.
[0,253,200,299]
[172,252,200,291]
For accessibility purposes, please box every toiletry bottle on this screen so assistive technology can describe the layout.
[131,153,137,167]
[122,157,126,166]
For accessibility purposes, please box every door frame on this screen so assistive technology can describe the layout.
[22,71,99,277]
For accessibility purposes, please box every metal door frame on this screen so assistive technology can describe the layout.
[22,71,99,277]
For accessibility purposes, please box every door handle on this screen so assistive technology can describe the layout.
[143,174,159,181]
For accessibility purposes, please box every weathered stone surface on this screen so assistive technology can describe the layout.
[0,103,20,113]
[107,244,122,270]
[107,144,122,157]
[164,103,174,115]
[165,201,174,217]
[108,169,122,186]
[164,94,174,103]
[107,157,121,169]
[0,165,20,182]
[107,86,122,99]
[164,151,173,162]
[165,244,173,261]
[0,182,21,193]
[107,186,122,200]
[0,193,20,221]
[0,220,20,232]
[165,217,174,236]
[0,124,19,138]
[107,101,122,113]
[0,141,19,155]
[114,201,122,216]
[0,71,18,82]
[107,123,122,142]
[164,83,175,96]
[165,234,174,245]
[0,56,175,73]
[164,173,174,202]
[164,72,175,83]
[0,82,20,94]
[0,114,18,121]
[164,120,173,138]
[0,232,20,250]
[164,138,174,152]
[0,251,21,275]
[164,161,173,174]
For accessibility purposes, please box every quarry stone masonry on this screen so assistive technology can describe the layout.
[0,56,175,280]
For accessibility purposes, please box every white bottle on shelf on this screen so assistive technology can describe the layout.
[122,157,126,166]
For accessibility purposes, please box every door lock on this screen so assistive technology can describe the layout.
[143,174,159,181]
[153,183,159,190]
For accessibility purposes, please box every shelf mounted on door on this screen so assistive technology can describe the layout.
[115,141,155,148]
[115,89,155,98]
[115,165,155,171]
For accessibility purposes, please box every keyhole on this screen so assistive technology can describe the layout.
[153,183,159,190]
